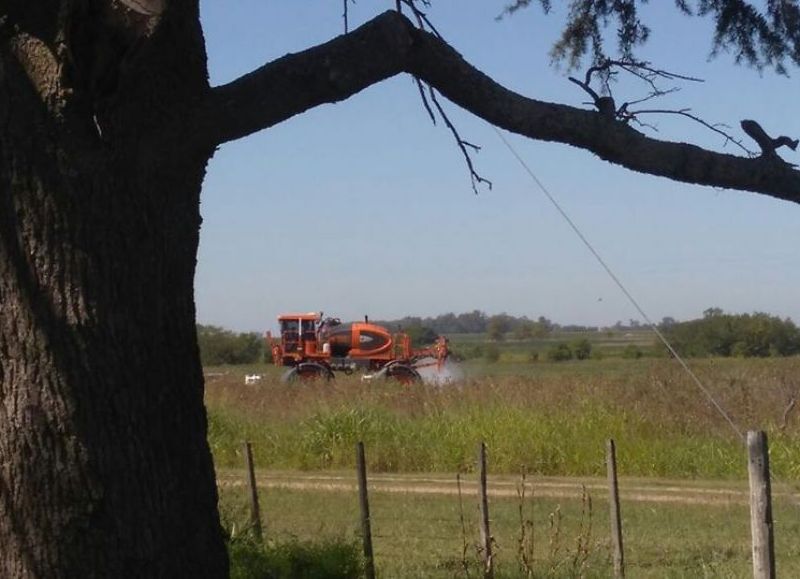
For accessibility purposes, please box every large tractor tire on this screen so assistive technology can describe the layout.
[281,362,335,384]
[380,362,421,385]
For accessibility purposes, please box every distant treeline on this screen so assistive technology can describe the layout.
[374,310,683,337]
[197,308,800,365]
[374,310,558,339]
[662,308,800,358]
[198,325,264,366]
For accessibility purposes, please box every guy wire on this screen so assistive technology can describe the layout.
[492,126,744,442]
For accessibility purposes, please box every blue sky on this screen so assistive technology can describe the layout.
[196,1,799,332]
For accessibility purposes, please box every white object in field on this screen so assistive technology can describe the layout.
[244,374,263,385]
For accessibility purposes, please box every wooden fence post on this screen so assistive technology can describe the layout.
[356,442,376,579]
[243,441,263,540]
[747,430,776,579]
[606,439,625,578]
[477,441,494,579]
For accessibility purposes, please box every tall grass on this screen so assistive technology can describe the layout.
[206,357,800,478]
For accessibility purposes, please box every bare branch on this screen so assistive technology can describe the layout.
[568,76,615,117]
[414,77,436,125]
[628,116,660,133]
[613,60,703,86]
[399,0,443,40]
[568,76,601,103]
[428,88,492,194]
[569,58,751,156]
[572,58,703,118]
[625,108,756,157]
[620,87,680,109]
[400,0,488,190]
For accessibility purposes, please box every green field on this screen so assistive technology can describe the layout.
[206,356,800,478]
[218,473,800,578]
[207,355,800,576]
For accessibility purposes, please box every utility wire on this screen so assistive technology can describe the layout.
[493,127,745,441]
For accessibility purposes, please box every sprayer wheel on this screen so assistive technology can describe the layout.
[384,363,421,385]
[281,362,334,383]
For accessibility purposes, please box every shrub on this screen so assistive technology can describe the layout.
[569,338,592,360]
[546,343,572,362]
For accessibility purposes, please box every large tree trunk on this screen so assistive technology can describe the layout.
[0,4,227,577]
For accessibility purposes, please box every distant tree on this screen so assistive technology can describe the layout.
[659,317,677,329]
[487,315,510,341]
[434,312,459,333]
[457,310,489,334]
[514,320,534,340]
[405,325,438,348]
[537,316,555,333]
[704,307,725,319]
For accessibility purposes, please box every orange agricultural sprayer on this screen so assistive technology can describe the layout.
[266,312,460,384]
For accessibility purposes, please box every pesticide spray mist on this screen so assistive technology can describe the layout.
[414,357,465,386]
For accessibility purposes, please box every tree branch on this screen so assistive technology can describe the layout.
[622,108,756,157]
[199,11,800,204]
[427,88,492,194]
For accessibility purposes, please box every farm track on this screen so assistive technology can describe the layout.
[216,470,795,506]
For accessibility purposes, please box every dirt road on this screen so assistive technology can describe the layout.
[216,470,792,506]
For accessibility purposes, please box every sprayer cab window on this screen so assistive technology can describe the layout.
[301,319,316,340]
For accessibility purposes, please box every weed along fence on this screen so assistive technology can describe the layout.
[230,432,784,578]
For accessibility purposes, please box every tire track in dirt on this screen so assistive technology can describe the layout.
[217,470,773,506]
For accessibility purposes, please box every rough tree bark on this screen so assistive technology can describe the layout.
[0,2,226,577]
[1,3,798,578]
